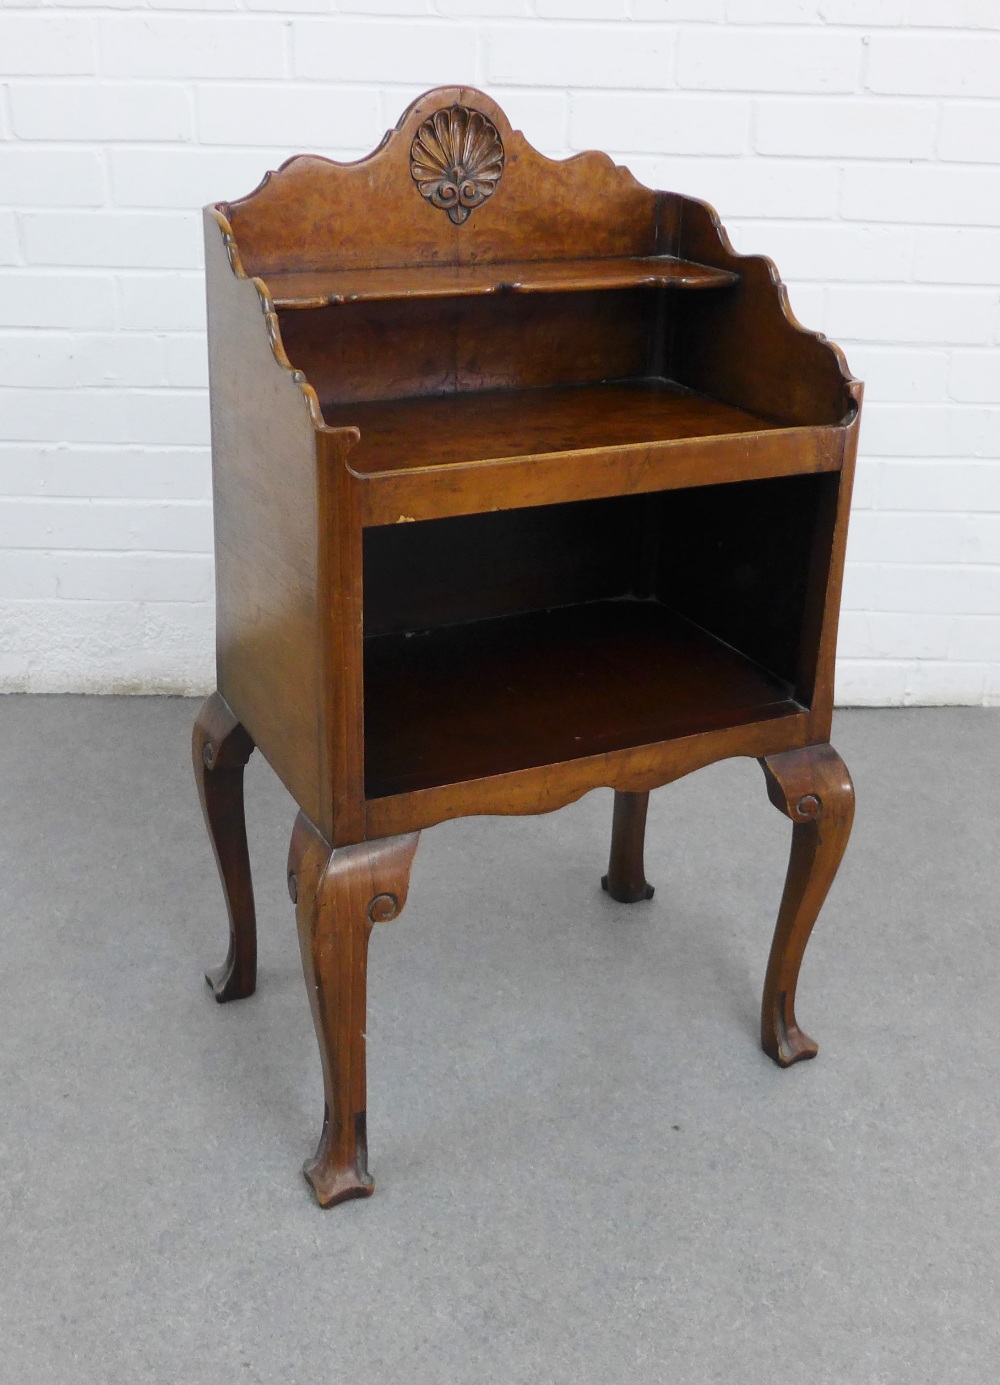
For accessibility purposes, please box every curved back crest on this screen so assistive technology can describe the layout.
[222,86,659,276]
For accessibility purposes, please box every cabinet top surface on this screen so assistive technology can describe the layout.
[206,85,860,438]
[322,379,782,477]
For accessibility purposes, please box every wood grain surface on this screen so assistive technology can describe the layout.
[264,253,737,307]
[198,85,863,1205]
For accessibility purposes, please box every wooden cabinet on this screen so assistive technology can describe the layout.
[194,86,860,1207]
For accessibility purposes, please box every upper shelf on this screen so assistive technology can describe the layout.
[262,254,739,309]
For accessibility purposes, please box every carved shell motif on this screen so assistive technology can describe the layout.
[410,105,504,225]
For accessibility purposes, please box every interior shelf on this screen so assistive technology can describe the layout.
[363,599,804,799]
[263,254,738,308]
[325,379,780,476]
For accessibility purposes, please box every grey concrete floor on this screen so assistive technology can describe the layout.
[1,698,999,1383]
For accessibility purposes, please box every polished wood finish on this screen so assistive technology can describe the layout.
[660,196,855,429]
[287,816,419,1207]
[278,289,656,407]
[264,254,737,308]
[355,420,844,528]
[204,206,330,832]
[196,87,862,1206]
[364,601,802,799]
[224,87,660,277]
[192,692,257,1002]
[327,379,779,474]
[603,792,655,903]
[365,713,812,840]
[758,745,855,1066]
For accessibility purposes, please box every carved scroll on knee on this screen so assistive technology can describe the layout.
[760,744,854,829]
[194,691,254,773]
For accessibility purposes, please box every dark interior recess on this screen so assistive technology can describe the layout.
[362,475,828,798]
[278,287,665,407]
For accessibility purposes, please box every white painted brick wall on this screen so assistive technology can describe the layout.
[1,5,998,703]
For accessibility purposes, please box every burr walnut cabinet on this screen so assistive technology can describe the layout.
[193,86,861,1208]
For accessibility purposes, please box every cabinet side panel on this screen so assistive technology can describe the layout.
[663,194,854,428]
[205,208,325,828]
[803,384,862,738]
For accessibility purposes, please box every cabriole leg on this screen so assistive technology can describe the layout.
[287,813,420,1209]
[192,691,257,1002]
[602,790,655,903]
[758,744,855,1067]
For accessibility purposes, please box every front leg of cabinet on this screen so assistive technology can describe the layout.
[287,813,420,1208]
[757,744,855,1068]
